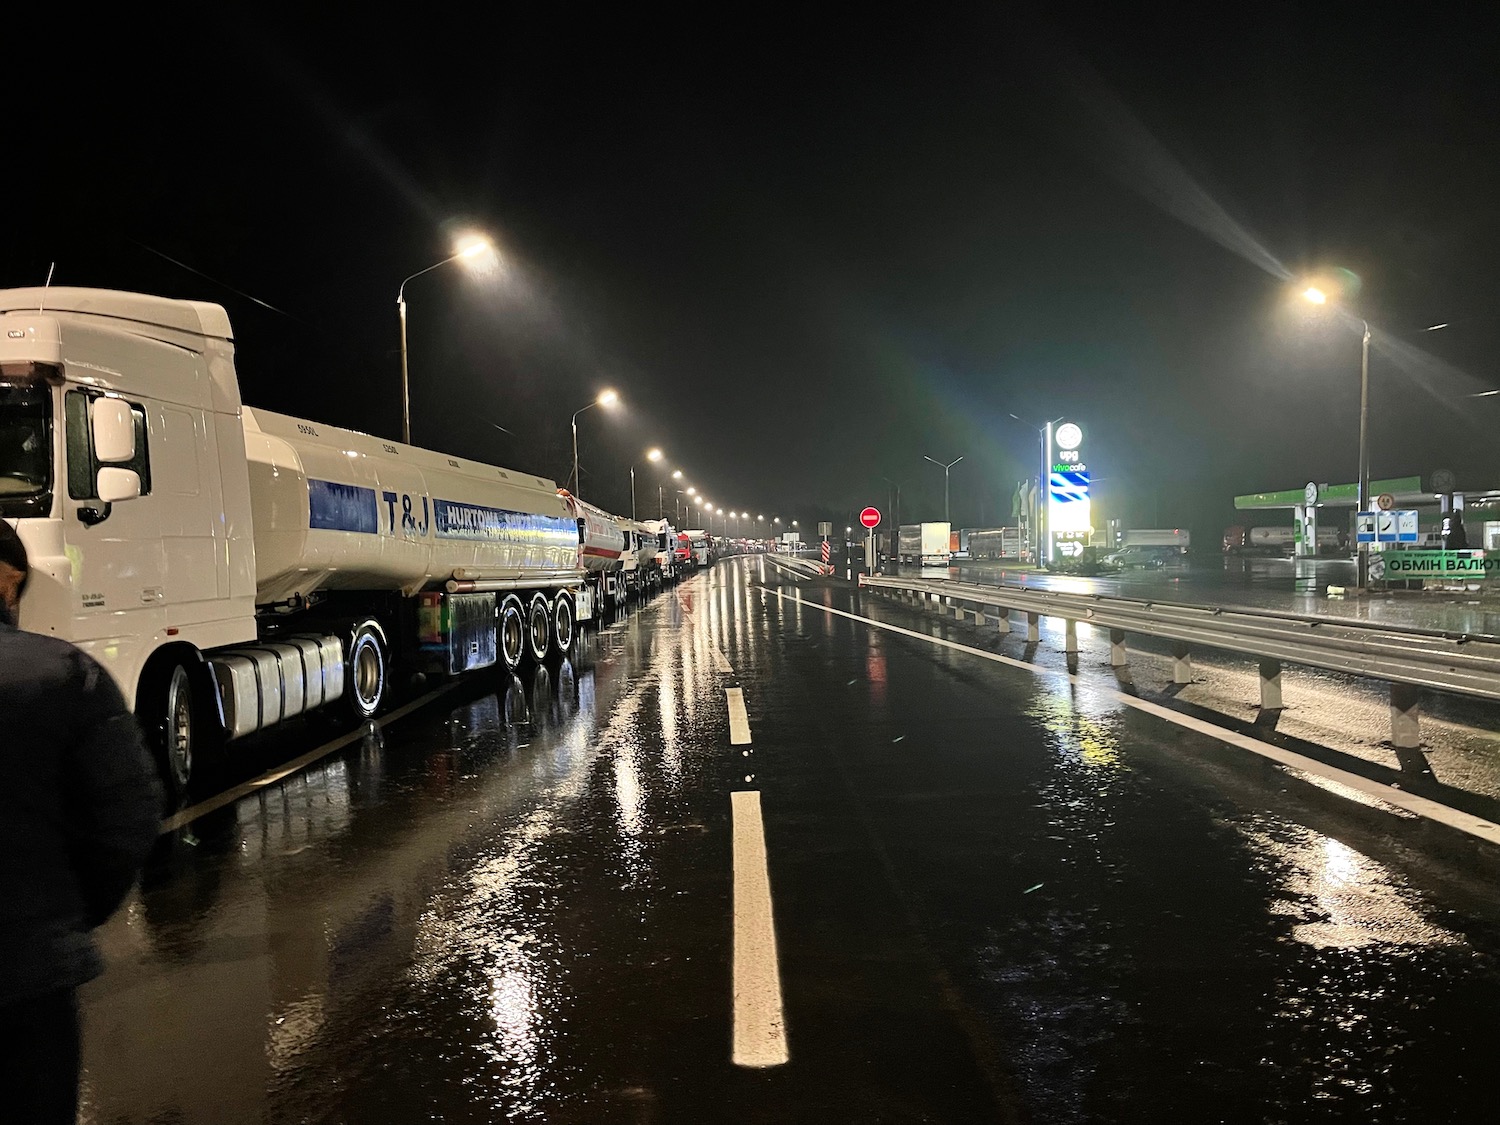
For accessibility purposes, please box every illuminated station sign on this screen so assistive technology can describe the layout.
[1047,420,1091,559]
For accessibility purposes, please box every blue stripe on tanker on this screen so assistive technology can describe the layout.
[305,479,574,545]
[433,498,574,544]
[308,479,380,534]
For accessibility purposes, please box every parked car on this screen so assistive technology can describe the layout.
[1103,545,1178,569]
[1046,546,1119,576]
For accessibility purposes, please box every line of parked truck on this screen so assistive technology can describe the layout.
[0,287,718,801]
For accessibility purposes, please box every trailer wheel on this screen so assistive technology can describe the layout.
[526,594,551,663]
[552,593,576,655]
[498,595,526,672]
[347,623,387,721]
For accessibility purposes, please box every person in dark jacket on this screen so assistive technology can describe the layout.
[0,521,163,1124]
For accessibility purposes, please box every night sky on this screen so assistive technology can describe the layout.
[11,6,1499,545]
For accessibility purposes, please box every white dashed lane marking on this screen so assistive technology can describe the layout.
[731,789,789,1067]
[725,687,752,745]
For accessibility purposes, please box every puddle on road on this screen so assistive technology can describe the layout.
[1234,816,1462,951]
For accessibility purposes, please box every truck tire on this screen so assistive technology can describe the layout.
[526,593,551,663]
[498,595,526,673]
[552,594,575,655]
[152,662,198,802]
[346,623,387,721]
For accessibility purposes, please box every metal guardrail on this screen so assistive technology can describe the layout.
[764,553,832,580]
[858,573,1500,749]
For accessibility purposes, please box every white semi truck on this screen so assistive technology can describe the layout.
[898,522,952,566]
[684,529,715,568]
[0,287,601,798]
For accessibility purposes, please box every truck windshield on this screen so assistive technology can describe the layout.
[0,371,53,518]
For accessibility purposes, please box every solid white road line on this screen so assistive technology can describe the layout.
[159,684,459,835]
[774,591,1500,849]
[731,790,789,1067]
[726,687,752,745]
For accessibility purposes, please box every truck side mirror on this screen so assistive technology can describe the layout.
[96,466,142,503]
[91,397,137,463]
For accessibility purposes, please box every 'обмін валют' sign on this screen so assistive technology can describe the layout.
[1381,550,1493,579]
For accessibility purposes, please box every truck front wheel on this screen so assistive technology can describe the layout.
[347,623,387,721]
[156,663,197,801]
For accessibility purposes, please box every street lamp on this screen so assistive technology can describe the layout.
[668,470,684,522]
[631,447,663,520]
[570,389,620,501]
[397,233,493,445]
[1303,283,1373,588]
[881,476,908,555]
[923,455,965,524]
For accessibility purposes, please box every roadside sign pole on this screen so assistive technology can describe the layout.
[858,506,881,574]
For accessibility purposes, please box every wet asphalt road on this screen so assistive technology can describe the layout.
[79,555,1500,1124]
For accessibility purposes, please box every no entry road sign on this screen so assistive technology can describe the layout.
[860,507,881,529]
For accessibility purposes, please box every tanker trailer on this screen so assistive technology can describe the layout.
[0,285,590,801]
[643,518,680,587]
[617,517,660,600]
[558,488,629,609]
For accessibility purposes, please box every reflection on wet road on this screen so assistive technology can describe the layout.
[79,557,1500,1123]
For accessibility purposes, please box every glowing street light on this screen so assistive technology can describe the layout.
[1301,280,1372,588]
[397,233,493,444]
[630,446,662,520]
[570,389,620,501]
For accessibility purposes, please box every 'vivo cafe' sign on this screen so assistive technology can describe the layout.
[1381,550,1493,579]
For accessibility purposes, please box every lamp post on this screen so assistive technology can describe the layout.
[882,476,908,558]
[922,455,964,524]
[570,389,620,501]
[397,234,493,445]
[1303,285,1373,588]
[631,447,663,520]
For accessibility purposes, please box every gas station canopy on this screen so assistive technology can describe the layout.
[1235,476,1425,510]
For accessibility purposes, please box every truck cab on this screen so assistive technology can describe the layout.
[2,288,590,805]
